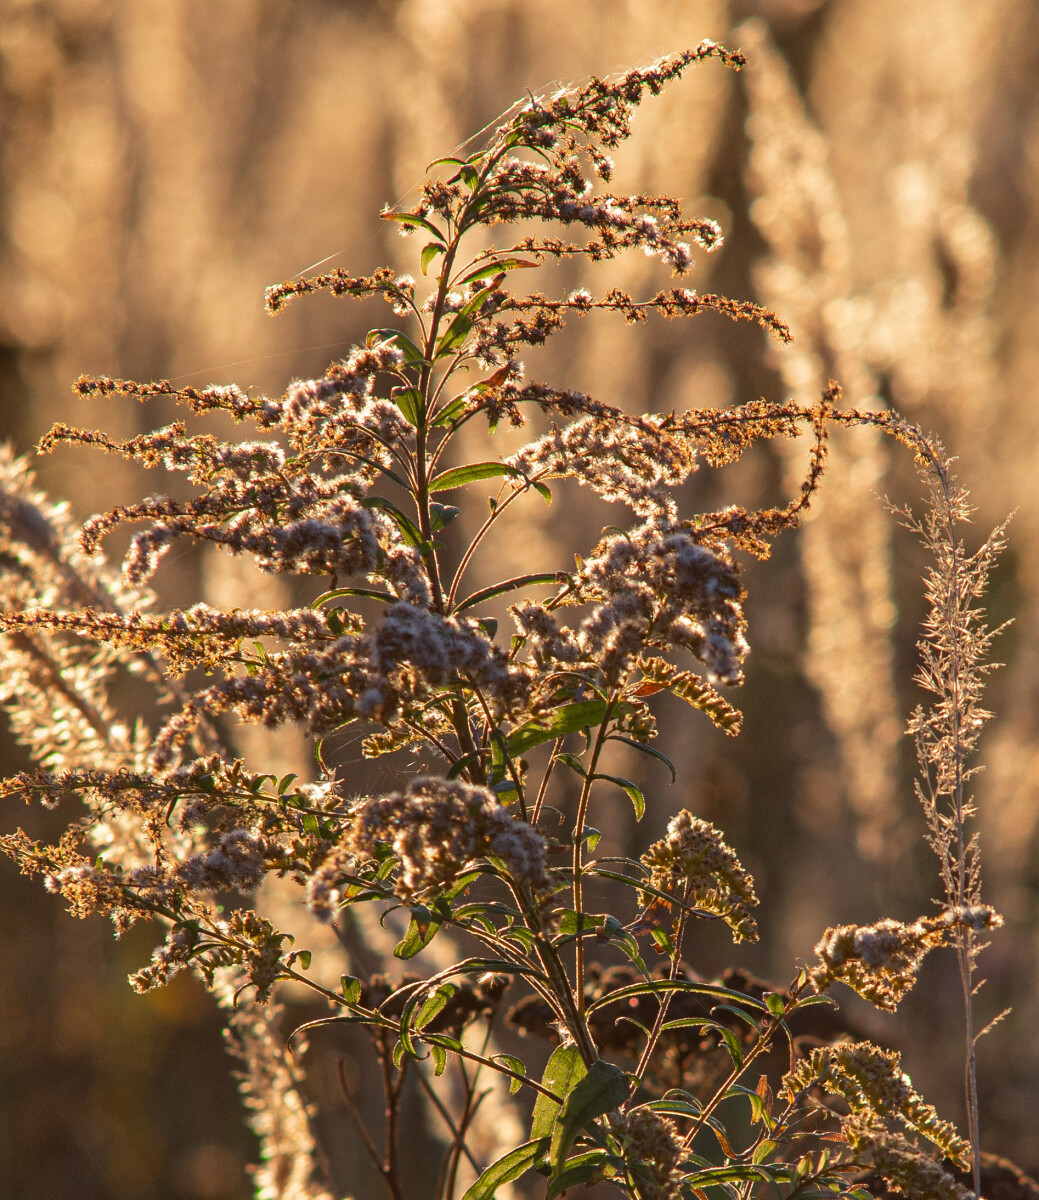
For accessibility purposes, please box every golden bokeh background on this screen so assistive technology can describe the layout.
[2,1,1038,1195]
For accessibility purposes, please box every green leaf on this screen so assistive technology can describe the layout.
[587,866,706,914]
[462,1139,546,1200]
[426,155,467,174]
[491,780,518,804]
[435,312,473,358]
[546,1150,615,1199]
[429,461,524,492]
[390,385,421,424]
[501,930,538,955]
[530,1046,587,1142]
[651,927,674,956]
[507,700,616,756]
[459,276,505,316]
[680,1164,774,1187]
[429,503,460,532]
[430,1042,447,1075]
[608,734,676,783]
[586,978,768,1016]
[713,1003,761,1032]
[455,572,564,613]
[644,1098,703,1120]
[716,1025,745,1069]
[764,991,786,1017]
[605,924,648,974]
[432,395,467,427]
[424,1031,463,1055]
[719,1083,770,1130]
[340,975,361,1005]
[413,982,457,1031]
[451,957,550,983]
[314,586,395,607]
[488,728,506,783]
[396,981,456,1063]
[789,992,838,1012]
[492,1053,527,1095]
[657,1016,717,1036]
[553,910,605,938]
[381,211,446,243]
[324,607,347,636]
[457,257,538,285]
[555,752,587,778]
[549,1060,629,1176]
[452,899,521,921]
[591,773,645,820]
[394,905,442,959]
[420,242,445,275]
[366,326,428,368]
[459,164,481,192]
[359,496,423,547]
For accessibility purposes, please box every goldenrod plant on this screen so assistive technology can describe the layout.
[0,45,1010,1200]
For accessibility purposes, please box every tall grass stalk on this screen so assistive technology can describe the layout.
[900,435,1010,1198]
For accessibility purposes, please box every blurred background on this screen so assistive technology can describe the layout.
[2,0,1038,1196]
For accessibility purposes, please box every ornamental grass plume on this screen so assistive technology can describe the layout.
[0,42,1016,1200]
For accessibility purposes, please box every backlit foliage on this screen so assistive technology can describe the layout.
[0,42,1013,1200]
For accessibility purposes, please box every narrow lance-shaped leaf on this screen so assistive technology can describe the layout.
[461,1139,546,1200]
[455,572,565,613]
[680,1164,775,1188]
[394,905,442,959]
[608,733,677,784]
[365,326,428,367]
[425,155,468,173]
[530,1045,587,1141]
[508,700,626,756]
[549,1060,629,1177]
[313,586,396,607]
[431,395,467,427]
[493,1053,527,1095]
[456,257,538,285]
[435,313,474,358]
[458,164,481,192]
[546,1151,617,1200]
[586,978,769,1015]
[390,386,421,425]
[590,773,646,820]
[359,496,423,547]
[420,242,445,275]
[429,461,526,492]
[381,211,446,243]
[413,982,457,1031]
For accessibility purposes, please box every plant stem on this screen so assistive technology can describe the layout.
[632,908,690,1085]
[679,978,809,1152]
[572,696,618,1018]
